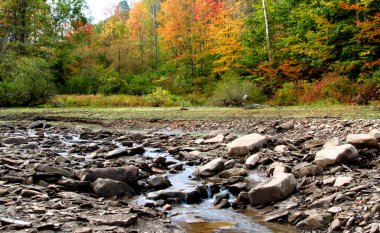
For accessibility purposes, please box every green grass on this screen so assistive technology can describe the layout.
[0,105,379,122]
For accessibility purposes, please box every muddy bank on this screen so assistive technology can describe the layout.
[0,119,379,232]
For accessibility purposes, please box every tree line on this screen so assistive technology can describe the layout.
[0,0,379,106]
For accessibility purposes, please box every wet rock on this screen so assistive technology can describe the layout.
[2,136,27,145]
[204,134,224,144]
[292,162,323,178]
[153,156,166,165]
[218,168,247,179]
[224,159,236,169]
[346,134,378,147]
[105,146,145,159]
[214,199,231,209]
[264,210,289,222]
[334,176,353,187]
[91,178,134,198]
[34,164,75,178]
[20,142,39,150]
[227,133,267,157]
[248,173,297,206]
[296,213,333,231]
[228,182,247,195]
[76,166,139,186]
[87,214,138,227]
[193,158,224,177]
[315,144,359,168]
[148,175,172,190]
[245,153,260,169]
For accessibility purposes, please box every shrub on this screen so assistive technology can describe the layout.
[145,87,180,107]
[0,57,55,106]
[210,73,266,106]
[271,81,312,106]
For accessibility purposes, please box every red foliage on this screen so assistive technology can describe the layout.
[66,21,94,44]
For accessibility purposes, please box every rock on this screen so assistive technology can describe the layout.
[0,188,9,197]
[105,146,145,159]
[0,217,32,228]
[274,145,288,153]
[245,153,260,169]
[148,175,172,190]
[54,156,70,166]
[227,133,267,157]
[369,129,380,140]
[76,166,138,186]
[309,193,338,208]
[193,158,224,177]
[328,206,342,214]
[248,173,297,206]
[204,134,224,144]
[214,199,231,209]
[264,210,289,222]
[91,178,134,198]
[20,142,39,150]
[162,204,172,211]
[28,120,46,129]
[21,189,44,197]
[371,203,380,214]
[304,139,326,149]
[88,214,138,227]
[296,213,333,231]
[207,130,229,138]
[323,137,342,148]
[218,168,247,179]
[224,159,236,169]
[277,120,294,130]
[334,176,353,187]
[268,162,290,175]
[151,186,205,204]
[315,144,359,168]
[346,134,378,147]
[328,218,341,232]
[228,182,247,195]
[34,164,75,178]
[370,223,379,233]
[74,227,93,233]
[2,137,27,145]
[153,156,166,165]
[292,162,323,178]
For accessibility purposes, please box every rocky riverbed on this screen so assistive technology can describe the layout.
[0,118,379,233]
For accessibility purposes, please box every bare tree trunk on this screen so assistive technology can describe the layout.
[152,0,160,71]
[262,0,271,61]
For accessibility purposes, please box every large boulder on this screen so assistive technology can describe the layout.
[314,144,359,168]
[91,178,134,198]
[2,137,27,145]
[346,134,378,148]
[76,166,138,186]
[248,173,297,206]
[226,133,267,157]
[193,158,224,177]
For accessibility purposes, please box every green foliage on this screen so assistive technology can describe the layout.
[0,57,55,106]
[145,87,180,107]
[210,73,266,107]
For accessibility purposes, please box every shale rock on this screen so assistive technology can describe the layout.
[227,133,267,156]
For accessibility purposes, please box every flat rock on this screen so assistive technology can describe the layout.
[315,144,359,168]
[323,137,342,148]
[296,213,332,231]
[76,166,138,186]
[346,134,378,147]
[333,176,353,187]
[304,139,326,149]
[87,214,138,227]
[369,129,380,140]
[105,146,145,159]
[2,137,28,145]
[274,145,288,153]
[204,134,224,144]
[245,153,260,169]
[227,133,267,157]
[0,217,32,228]
[91,178,134,198]
[264,210,289,222]
[28,120,46,129]
[218,168,247,179]
[148,175,172,190]
[34,164,75,178]
[248,173,297,206]
[193,158,224,177]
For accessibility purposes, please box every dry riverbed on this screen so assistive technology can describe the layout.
[0,117,379,233]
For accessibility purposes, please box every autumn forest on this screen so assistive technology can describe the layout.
[0,0,379,107]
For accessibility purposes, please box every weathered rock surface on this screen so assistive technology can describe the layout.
[193,158,224,177]
[292,162,323,178]
[245,153,260,169]
[314,144,359,167]
[2,136,27,145]
[105,146,145,159]
[148,175,172,190]
[76,166,139,185]
[346,133,378,147]
[227,133,267,156]
[91,178,134,198]
[296,213,333,231]
[248,173,297,206]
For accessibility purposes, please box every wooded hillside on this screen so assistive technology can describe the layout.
[0,0,379,106]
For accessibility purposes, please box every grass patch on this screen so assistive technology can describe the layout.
[0,105,379,122]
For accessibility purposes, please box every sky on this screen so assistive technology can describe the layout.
[86,0,121,23]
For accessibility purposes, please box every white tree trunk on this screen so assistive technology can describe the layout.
[262,0,271,61]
